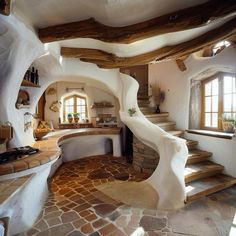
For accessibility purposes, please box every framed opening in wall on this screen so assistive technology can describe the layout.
[63,94,87,122]
[201,72,236,131]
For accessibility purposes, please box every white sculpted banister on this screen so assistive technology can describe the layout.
[118,73,188,209]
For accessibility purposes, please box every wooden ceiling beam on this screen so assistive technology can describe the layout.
[0,0,11,15]
[61,18,236,69]
[39,0,236,43]
[176,59,187,72]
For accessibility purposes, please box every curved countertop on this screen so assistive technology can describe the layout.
[0,128,121,176]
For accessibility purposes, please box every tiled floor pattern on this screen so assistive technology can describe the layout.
[21,155,236,236]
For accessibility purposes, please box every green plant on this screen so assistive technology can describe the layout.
[221,114,236,126]
[67,113,73,118]
[128,107,136,116]
[73,113,80,118]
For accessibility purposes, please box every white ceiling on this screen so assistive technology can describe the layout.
[13,0,208,28]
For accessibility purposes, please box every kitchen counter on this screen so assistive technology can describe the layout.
[0,128,121,176]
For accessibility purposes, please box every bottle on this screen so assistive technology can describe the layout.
[35,70,39,85]
[30,67,35,84]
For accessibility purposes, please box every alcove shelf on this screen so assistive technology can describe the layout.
[21,80,40,88]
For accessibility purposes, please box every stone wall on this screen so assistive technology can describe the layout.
[132,136,159,174]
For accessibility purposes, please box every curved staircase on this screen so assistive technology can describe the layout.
[138,96,236,203]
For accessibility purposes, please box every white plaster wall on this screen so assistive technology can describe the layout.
[44,81,118,128]
[61,134,121,161]
[149,46,236,177]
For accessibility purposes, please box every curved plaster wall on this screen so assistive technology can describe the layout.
[0,14,188,210]
[149,46,236,177]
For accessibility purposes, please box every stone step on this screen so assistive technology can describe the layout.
[146,113,169,122]
[185,139,198,150]
[187,149,212,164]
[167,130,184,137]
[184,161,224,183]
[186,174,236,202]
[155,121,176,131]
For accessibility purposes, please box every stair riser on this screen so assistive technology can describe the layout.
[187,155,211,164]
[185,169,223,183]
[187,144,198,151]
[138,101,150,106]
[147,116,168,122]
[157,124,176,131]
[141,110,156,115]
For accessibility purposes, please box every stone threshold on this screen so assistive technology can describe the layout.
[186,129,235,140]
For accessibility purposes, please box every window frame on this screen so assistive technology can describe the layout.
[201,72,235,131]
[63,94,87,122]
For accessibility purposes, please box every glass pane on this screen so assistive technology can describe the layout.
[205,113,211,127]
[233,77,236,93]
[205,82,211,96]
[233,94,236,111]
[224,76,232,94]
[224,94,232,112]
[212,113,218,128]
[205,97,211,112]
[212,79,218,95]
[212,96,218,112]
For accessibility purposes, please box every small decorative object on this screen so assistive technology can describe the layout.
[49,101,61,112]
[221,114,236,133]
[67,113,73,123]
[128,107,136,117]
[151,83,165,114]
[73,113,80,123]
[47,87,56,95]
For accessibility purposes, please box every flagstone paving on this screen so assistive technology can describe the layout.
[21,155,236,236]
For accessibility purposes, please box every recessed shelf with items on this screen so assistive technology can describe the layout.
[16,66,41,109]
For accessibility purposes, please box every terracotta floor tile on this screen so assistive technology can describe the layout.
[61,211,79,223]
[23,155,236,236]
[99,223,118,236]
[81,223,93,234]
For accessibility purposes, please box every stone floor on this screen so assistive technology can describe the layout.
[21,155,236,236]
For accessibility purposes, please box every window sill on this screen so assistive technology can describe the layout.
[186,129,235,140]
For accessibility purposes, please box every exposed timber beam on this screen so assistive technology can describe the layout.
[0,0,11,15]
[60,18,236,69]
[39,0,236,43]
[176,59,187,72]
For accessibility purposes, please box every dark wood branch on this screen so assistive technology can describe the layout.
[0,0,11,15]
[176,59,187,72]
[61,18,236,68]
[39,0,236,43]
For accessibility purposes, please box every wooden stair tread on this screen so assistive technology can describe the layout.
[185,139,198,148]
[145,113,169,118]
[187,149,212,164]
[184,161,224,183]
[167,130,184,136]
[186,174,236,202]
[155,121,176,126]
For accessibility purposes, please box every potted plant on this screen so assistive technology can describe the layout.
[221,114,236,133]
[128,107,136,117]
[73,113,80,123]
[67,113,73,123]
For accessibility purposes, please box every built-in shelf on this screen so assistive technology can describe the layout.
[91,104,114,109]
[21,80,40,88]
[15,104,31,109]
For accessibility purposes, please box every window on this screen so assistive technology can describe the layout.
[202,73,236,130]
[63,95,87,122]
